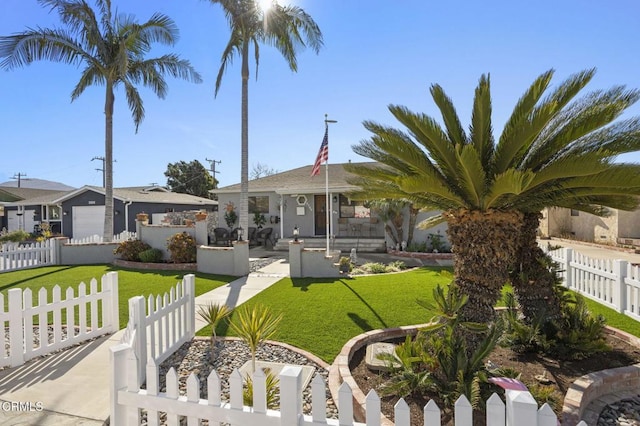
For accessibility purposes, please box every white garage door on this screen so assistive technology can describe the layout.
[72,206,105,239]
[7,210,36,233]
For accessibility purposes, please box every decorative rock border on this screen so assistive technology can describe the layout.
[112,258,197,271]
[386,250,453,260]
[561,326,640,425]
[330,323,640,426]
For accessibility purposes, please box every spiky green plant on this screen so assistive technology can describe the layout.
[197,302,232,360]
[243,367,279,409]
[229,304,283,373]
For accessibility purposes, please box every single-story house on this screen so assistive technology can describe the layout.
[2,185,217,238]
[212,162,447,251]
[540,206,640,245]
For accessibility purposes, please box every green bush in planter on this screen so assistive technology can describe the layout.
[138,248,164,263]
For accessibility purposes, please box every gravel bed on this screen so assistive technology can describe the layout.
[140,339,337,425]
[598,395,640,425]
[249,256,284,273]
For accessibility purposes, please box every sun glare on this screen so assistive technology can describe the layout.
[258,0,275,12]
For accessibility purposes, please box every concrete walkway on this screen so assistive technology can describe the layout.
[0,258,289,425]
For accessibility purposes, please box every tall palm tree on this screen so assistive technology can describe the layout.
[0,0,202,241]
[207,0,323,234]
[346,69,640,328]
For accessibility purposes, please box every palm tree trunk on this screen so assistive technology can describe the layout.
[510,212,561,323]
[103,81,115,242]
[239,41,250,237]
[446,209,522,324]
[406,204,418,246]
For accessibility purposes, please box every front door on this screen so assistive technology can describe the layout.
[314,195,326,236]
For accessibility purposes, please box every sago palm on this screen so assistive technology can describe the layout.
[347,69,640,327]
[0,0,202,241]
[206,0,323,234]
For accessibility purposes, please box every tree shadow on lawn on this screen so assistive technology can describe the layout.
[340,280,389,330]
[0,266,75,291]
[290,277,345,292]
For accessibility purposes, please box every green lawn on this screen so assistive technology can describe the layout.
[0,265,235,328]
[200,267,455,363]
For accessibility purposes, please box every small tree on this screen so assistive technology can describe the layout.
[229,304,282,373]
[165,160,217,198]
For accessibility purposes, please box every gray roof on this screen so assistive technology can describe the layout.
[7,186,216,206]
[0,178,75,191]
[0,187,66,203]
[214,162,376,195]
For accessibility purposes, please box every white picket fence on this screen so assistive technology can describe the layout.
[0,239,56,272]
[1,271,119,368]
[120,274,195,384]
[545,246,640,321]
[110,275,569,426]
[67,231,136,245]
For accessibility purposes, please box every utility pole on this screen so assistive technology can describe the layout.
[205,158,221,188]
[11,173,27,188]
[92,156,116,187]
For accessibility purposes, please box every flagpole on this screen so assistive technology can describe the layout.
[324,114,337,254]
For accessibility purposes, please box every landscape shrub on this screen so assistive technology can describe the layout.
[167,232,196,263]
[0,229,30,243]
[138,248,164,263]
[113,239,151,261]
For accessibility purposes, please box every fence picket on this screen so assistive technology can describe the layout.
[38,287,47,351]
[312,374,327,423]
[394,398,410,426]
[207,370,221,426]
[229,369,243,410]
[424,399,441,426]
[90,279,98,330]
[338,381,353,425]
[186,374,200,426]
[365,390,381,426]
[52,285,62,351]
[486,393,504,426]
[78,282,87,336]
[253,367,267,414]
[23,289,33,355]
[66,287,75,340]
[166,368,180,426]
[146,358,160,426]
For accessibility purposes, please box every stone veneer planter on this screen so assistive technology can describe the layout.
[329,323,640,426]
[113,258,197,271]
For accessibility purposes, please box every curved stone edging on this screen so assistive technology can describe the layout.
[330,323,640,426]
[113,258,197,271]
[328,323,433,425]
[561,326,640,426]
[193,336,331,370]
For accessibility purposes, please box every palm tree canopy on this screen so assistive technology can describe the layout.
[347,69,640,219]
[0,0,202,130]
[210,0,323,96]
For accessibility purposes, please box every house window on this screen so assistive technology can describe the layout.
[339,195,370,218]
[49,205,61,220]
[570,209,579,217]
[249,196,269,214]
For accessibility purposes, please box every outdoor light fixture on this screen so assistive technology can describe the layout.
[293,225,299,242]
[238,226,244,241]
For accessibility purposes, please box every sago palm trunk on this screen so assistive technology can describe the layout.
[510,212,561,323]
[239,41,250,237]
[446,209,522,324]
[103,81,115,242]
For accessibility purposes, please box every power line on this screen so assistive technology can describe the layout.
[92,156,116,188]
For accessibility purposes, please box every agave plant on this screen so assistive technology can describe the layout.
[197,302,232,360]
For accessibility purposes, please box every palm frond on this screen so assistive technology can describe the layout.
[0,28,88,70]
[430,83,467,146]
[455,144,486,208]
[470,73,494,168]
[123,80,144,131]
[71,63,105,99]
[215,33,242,96]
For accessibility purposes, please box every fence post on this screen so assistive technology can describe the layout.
[613,259,627,313]
[232,240,250,276]
[129,296,147,385]
[506,390,538,426]
[106,272,120,332]
[183,274,196,338]
[110,343,131,426]
[564,247,573,289]
[279,366,303,426]
[289,241,303,278]
[8,288,23,367]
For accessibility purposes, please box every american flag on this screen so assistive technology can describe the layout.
[311,127,329,177]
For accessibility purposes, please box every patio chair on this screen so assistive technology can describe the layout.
[248,227,257,244]
[212,227,230,246]
[255,227,273,247]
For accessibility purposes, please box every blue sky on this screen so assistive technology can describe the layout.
[1,0,640,189]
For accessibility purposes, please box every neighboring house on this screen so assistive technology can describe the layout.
[540,207,640,245]
[2,185,217,238]
[0,187,68,232]
[212,162,447,249]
